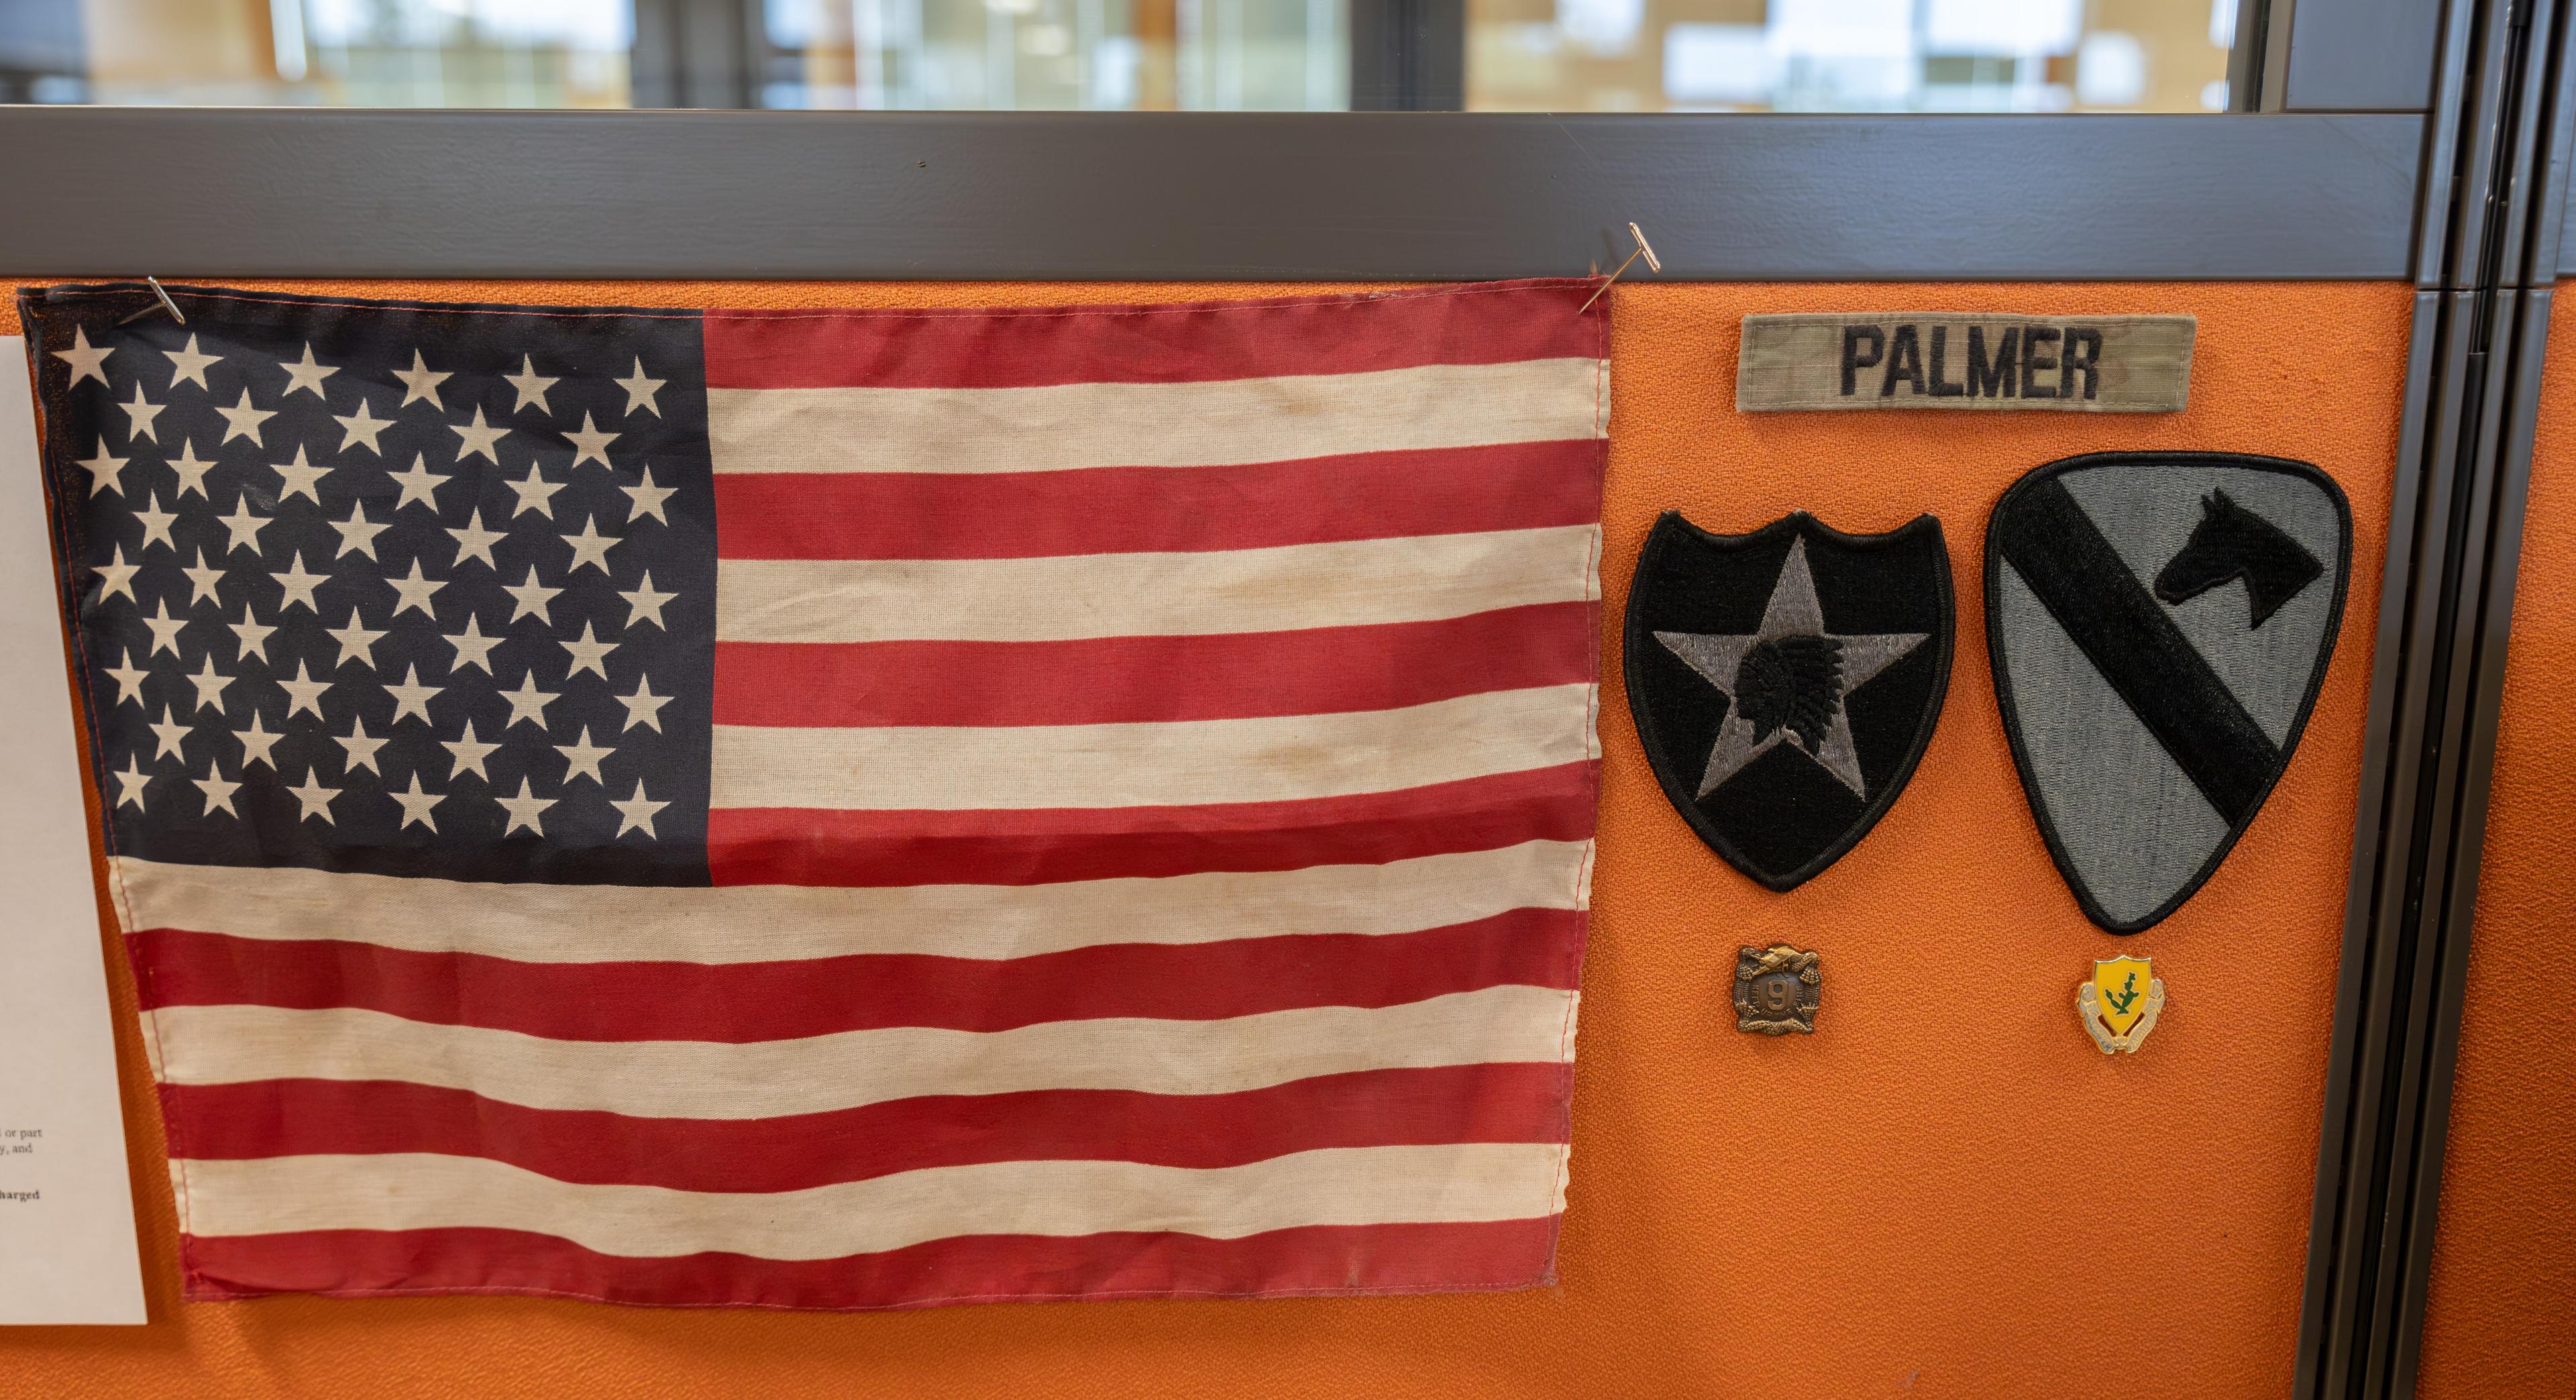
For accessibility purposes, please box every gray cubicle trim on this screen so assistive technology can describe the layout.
[2284,0,2446,111]
[2298,0,2571,1392]
[0,107,2422,281]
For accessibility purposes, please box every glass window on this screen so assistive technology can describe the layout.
[764,0,1345,109]
[0,0,2225,111]
[1466,0,2237,111]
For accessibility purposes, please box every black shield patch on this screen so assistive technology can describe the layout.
[1623,511,1954,891]
[1986,451,2353,933]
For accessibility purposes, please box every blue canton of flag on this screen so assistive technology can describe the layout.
[36,290,716,885]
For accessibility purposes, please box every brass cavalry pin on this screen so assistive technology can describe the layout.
[2078,955,2164,1054]
[1734,944,1821,1035]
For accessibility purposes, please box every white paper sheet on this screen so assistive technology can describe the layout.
[0,337,148,1325]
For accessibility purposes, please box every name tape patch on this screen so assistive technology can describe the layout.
[1736,313,2196,413]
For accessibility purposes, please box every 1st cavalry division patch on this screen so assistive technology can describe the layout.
[1625,511,1954,891]
[1987,452,2352,932]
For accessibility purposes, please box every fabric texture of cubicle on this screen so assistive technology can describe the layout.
[2415,286,2576,1397]
[0,278,2406,1397]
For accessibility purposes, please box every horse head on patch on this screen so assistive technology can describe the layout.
[2153,488,2324,629]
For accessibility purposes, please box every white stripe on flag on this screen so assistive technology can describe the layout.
[176,1142,1573,1259]
[708,684,1596,813]
[712,525,1601,645]
[111,841,1593,963]
[704,358,1607,476]
[145,985,1580,1118]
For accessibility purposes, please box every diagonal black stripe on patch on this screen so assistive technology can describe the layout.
[1996,477,2280,825]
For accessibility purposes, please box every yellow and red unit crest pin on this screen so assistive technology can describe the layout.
[2078,956,2164,1054]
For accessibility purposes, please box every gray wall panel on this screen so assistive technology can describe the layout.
[2562,184,2576,276]
[2286,0,2444,109]
[0,108,2421,281]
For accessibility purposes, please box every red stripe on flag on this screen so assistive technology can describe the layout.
[131,909,1582,1040]
[706,761,1599,887]
[710,442,1603,560]
[161,1064,1573,1191]
[701,280,1602,390]
[713,604,1596,729]
[181,1216,1560,1309]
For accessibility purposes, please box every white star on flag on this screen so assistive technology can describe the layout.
[186,656,233,714]
[450,405,508,464]
[227,604,278,664]
[554,726,613,785]
[193,763,242,817]
[559,621,617,680]
[181,549,225,607]
[270,551,329,612]
[95,545,141,604]
[610,779,668,839]
[285,767,341,823]
[233,712,284,769]
[443,616,506,673]
[387,454,448,510]
[142,600,187,657]
[162,334,221,391]
[111,756,151,810]
[54,327,114,387]
[214,388,275,445]
[504,355,558,415]
[76,441,129,496]
[167,441,218,499]
[495,777,554,837]
[334,716,389,775]
[217,497,271,554]
[619,572,676,629]
[616,675,671,733]
[105,649,149,706]
[392,775,445,832]
[564,412,619,469]
[329,501,390,560]
[505,462,566,519]
[442,719,500,780]
[148,705,189,761]
[272,445,333,504]
[614,358,664,417]
[393,349,450,408]
[384,665,442,726]
[446,508,506,568]
[135,492,178,552]
[500,671,561,729]
[620,466,675,524]
[333,400,393,455]
[323,608,388,669]
[277,344,339,400]
[119,384,166,443]
[502,565,562,625]
[560,516,619,574]
[278,659,333,720]
[386,561,445,618]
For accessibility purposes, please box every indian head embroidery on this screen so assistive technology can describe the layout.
[1625,510,1953,892]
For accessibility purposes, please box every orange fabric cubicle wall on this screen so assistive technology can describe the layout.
[2416,285,2576,1397]
[0,279,2408,1397]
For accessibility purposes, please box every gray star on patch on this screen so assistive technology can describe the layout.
[1654,536,1927,800]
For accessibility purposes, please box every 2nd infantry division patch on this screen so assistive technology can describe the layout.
[1624,511,1953,891]
[1987,452,2353,933]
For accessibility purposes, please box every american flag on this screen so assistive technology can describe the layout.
[19,280,1607,1309]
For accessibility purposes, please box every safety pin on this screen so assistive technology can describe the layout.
[1578,224,1661,314]
[115,277,186,327]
